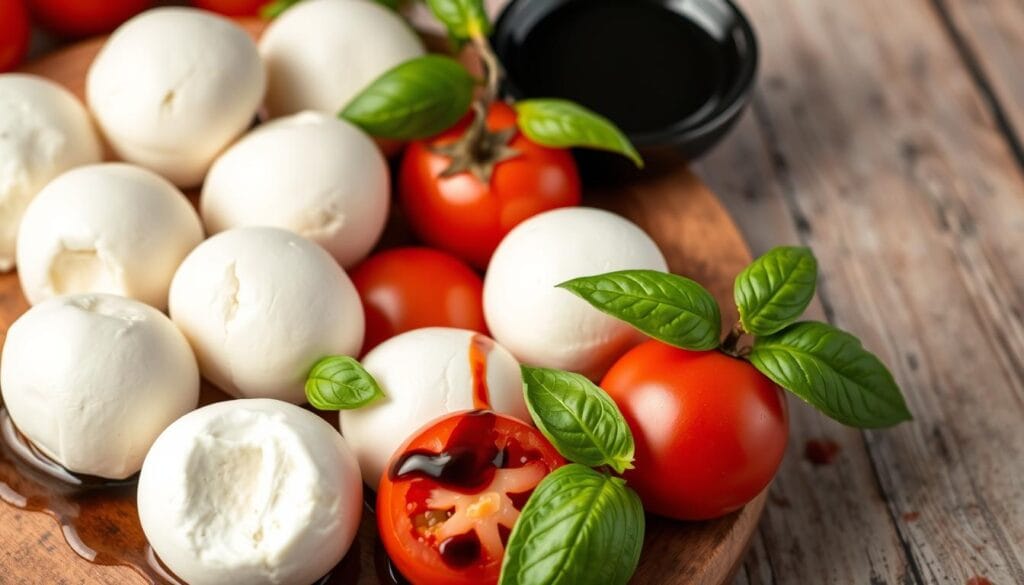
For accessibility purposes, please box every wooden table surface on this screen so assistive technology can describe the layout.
[689,0,1024,583]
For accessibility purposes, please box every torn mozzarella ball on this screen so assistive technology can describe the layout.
[0,294,199,479]
[201,112,389,268]
[483,207,668,380]
[259,0,425,118]
[86,8,265,188]
[138,399,362,585]
[169,226,364,403]
[16,163,203,310]
[0,74,103,273]
[339,327,528,487]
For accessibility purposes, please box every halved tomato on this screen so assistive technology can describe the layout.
[377,411,564,585]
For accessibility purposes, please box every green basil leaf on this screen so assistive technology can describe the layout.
[735,246,818,336]
[499,464,644,585]
[340,55,475,140]
[749,321,912,427]
[515,99,643,167]
[305,356,385,410]
[260,0,302,19]
[426,0,491,40]
[521,366,634,473]
[558,269,722,351]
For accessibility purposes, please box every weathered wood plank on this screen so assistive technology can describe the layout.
[696,0,1024,583]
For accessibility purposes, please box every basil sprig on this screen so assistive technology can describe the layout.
[499,464,644,585]
[340,55,475,140]
[563,246,912,428]
[558,269,721,350]
[735,246,817,335]
[521,366,634,473]
[750,322,912,427]
[426,0,491,40]
[516,99,643,167]
[305,356,384,410]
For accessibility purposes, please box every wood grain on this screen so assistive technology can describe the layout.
[693,0,1024,583]
[2,20,764,585]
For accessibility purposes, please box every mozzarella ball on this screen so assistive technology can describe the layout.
[484,208,668,380]
[0,294,199,479]
[339,327,528,487]
[16,163,203,310]
[260,0,424,118]
[138,399,362,585]
[86,8,265,188]
[169,227,364,403]
[0,74,102,273]
[202,112,389,268]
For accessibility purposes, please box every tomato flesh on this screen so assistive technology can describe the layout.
[0,0,30,72]
[601,341,789,520]
[378,411,564,585]
[399,102,582,269]
[28,0,151,37]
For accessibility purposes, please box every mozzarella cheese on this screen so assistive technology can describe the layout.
[259,0,425,119]
[138,399,362,585]
[0,74,102,273]
[169,226,364,403]
[86,8,265,188]
[339,327,528,487]
[483,207,669,380]
[0,294,199,479]
[201,112,389,268]
[16,163,203,310]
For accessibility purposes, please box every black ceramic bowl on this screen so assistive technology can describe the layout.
[492,0,758,162]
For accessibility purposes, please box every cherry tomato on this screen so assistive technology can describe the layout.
[399,102,582,269]
[27,0,150,38]
[350,247,487,354]
[191,0,266,17]
[0,0,30,72]
[601,340,789,520]
[378,410,564,585]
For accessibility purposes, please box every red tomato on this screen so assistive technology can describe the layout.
[378,411,564,585]
[0,0,30,72]
[350,247,487,354]
[399,102,582,269]
[28,0,150,37]
[192,0,266,17]
[601,341,789,520]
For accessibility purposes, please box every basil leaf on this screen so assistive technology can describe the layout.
[426,0,491,40]
[260,0,302,19]
[515,99,643,167]
[735,246,818,336]
[305,356,385,410]
[340,55,475,140]
[558,269,722,351]
[499,464,644,585]
[521,366,634,473]
[749,321,912,427]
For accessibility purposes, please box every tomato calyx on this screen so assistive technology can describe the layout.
[431,102,520,183]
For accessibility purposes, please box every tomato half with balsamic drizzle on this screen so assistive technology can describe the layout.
[377,411,564,585]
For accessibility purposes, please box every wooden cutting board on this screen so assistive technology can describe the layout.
[0,19,765,585]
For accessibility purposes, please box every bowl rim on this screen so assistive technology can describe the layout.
[491,0,760,150]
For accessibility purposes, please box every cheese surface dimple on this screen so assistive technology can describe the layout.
[0,294,199,479]
[0,74,102,273]
[138,399,362,585]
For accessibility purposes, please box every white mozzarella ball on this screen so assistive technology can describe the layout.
[0,74,102,273]
[0,294,199,479]
[202,112,389,268]
[16,163,203,310]
[339,327,528,487]
[86,8,265,188]
[259,0,425,118]
[484,208,668,380]
[169,227,364,403]
[138,399,362,585]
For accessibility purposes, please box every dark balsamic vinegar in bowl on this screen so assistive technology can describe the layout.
[493,0,758,170]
